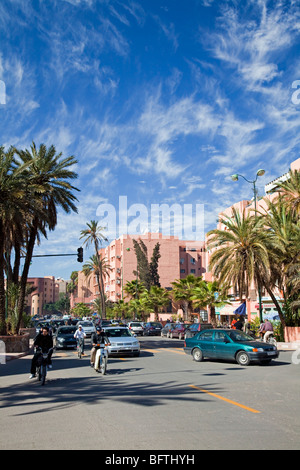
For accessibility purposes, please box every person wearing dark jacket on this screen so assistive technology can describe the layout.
[90,327,109,367]
[29,327,53,378]
[234,318,244,331]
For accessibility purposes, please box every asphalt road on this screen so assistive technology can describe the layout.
[0,336,299,451]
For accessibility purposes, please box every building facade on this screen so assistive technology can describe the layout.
[69,157,300,322]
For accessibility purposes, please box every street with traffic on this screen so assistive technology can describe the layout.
[1,332,300,451]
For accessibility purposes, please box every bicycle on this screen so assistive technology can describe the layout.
[77,339,84,359]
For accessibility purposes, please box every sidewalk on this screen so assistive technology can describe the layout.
[0,340,34,363]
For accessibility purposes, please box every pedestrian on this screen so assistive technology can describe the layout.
[234,317,244,331]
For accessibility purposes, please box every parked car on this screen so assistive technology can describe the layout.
[169,323,192,340]
[76,321,95,338]
[161,323,176,337]
[102,327,140,357]
[184,329,279,366]
[128,322,144,336]
[184,322,213,339]
[54,326,77,349]
[143,322,163,336]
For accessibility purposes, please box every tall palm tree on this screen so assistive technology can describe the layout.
[82,254,111,318]
[260,198,300,325]
[171,275,203,321]
[15,142,79,332]
[0,147,31,334]
[80,221,108,317]
[207,207,286,327]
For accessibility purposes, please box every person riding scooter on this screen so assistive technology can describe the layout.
[90,326,109,368]
[29,326,53,379]
[259,319,274,342]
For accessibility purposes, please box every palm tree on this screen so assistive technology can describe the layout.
[171,275,203,321]
[275,169,300,218]
[14,142,79,332]
[0,146,32,334]
[112,299,130,321]
[80,221,108,317]
[260,198,300,325]
[140,286,170,322]
[207,207,286,328]
[124,279,146,300]
[82,254,111,318]
[191,280,231,327]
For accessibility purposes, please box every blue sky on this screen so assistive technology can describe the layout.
[1,0,300,280]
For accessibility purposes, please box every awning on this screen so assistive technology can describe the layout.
[216,305,237,316]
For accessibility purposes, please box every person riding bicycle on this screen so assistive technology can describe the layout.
[259,319,274,342]
[90,326,109,367]
[74,325,86,355]
[29,326,53,379]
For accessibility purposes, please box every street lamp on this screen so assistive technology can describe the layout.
[230,169,265,322]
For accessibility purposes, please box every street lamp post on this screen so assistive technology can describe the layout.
[230,169,265,323]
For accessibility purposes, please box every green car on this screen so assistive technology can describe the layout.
[184,329,279,366]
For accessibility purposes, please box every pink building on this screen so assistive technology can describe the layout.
[71,233,207,309]
[26,276,57,316]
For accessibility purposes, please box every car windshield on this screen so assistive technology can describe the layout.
[150,322,162,327]
[105,328,132,337]
[80,322,93,327]
[227,330,254,342]
[58,327,76,335]
[131,323,142,327]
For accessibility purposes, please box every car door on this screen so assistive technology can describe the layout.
[198,330,214,358]
[213,331,233,359]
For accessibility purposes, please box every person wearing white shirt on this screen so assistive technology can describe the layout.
[74,325,86,354]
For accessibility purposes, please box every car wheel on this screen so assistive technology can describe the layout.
[192,348,203,362]
[236,350,250,366]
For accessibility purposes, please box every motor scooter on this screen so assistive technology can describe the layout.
[36,347,53,385]
[94,343,109,375]
[264,332,277,346]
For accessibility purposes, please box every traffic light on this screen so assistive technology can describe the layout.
[77,247,83,262]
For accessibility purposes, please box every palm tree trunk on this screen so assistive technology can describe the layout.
[16,220,38,333]
[264,283,286,329]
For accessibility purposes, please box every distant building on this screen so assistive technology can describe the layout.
[26,276,69,316]
[70,233,208,308]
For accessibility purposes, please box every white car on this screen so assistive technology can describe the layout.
[128,321,144,336]
[103,327,140,357]
[76,321,96,338]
